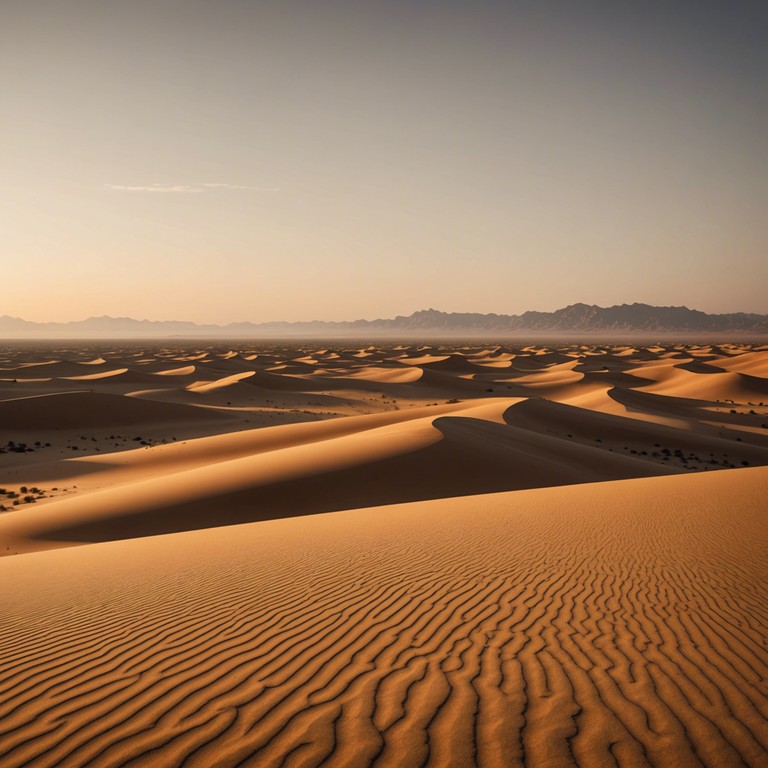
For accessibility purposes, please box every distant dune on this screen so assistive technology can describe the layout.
[0,391,232,431]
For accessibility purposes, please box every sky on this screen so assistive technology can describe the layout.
[1,0,766,323]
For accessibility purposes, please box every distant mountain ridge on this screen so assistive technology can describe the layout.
[1,303,766,338]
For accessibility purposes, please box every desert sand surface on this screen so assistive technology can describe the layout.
[1,340,768,766]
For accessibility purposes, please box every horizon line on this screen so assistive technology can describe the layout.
[2,301,768,328]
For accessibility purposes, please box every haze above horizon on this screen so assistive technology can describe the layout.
[2,300,767,326]
[2,0,766,323]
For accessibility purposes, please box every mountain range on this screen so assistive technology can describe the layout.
[1,304,766,339]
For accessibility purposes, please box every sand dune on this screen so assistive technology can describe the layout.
[630,367,768,403]
[202,357,271,373]
[331,366,424,384]
[1,360,111,377]
[1,341,765,478]
[398,353,452,366]
[713,349,768,377]
[1,341,767,767]
[241,369,331,391]
[186,370,256,392]
[0,397,692,552]
[470,359,513,369]
[673,359,727,374]
[506,396,768,464]
[0,398,516,502]
[151,364,197,376]
[0,391,232,430]
[495,361,583,388]
[1,468,766,767]
[61,367,130,381]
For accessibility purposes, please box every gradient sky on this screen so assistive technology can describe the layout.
[2,0,766,323]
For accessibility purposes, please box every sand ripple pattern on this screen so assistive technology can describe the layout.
[1,468,767,767]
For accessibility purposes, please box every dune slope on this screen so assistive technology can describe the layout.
[0,391,231,430]
[1,467,767,768]
[0,399,687,552]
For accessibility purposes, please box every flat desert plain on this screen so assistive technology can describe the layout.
[1,340,767,767]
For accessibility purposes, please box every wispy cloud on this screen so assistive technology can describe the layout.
[104,184,201,193]
[198,183,280,191]
[105,182,279,193]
